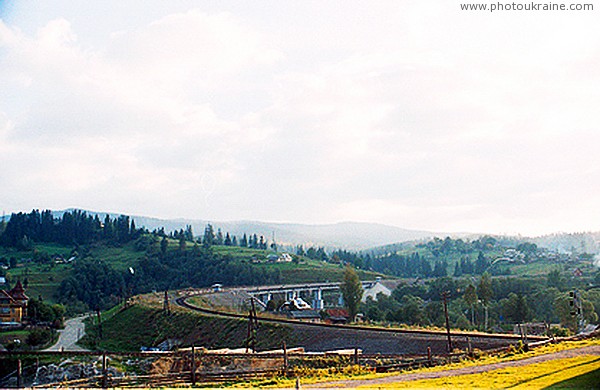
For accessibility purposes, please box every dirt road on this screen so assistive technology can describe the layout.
[304,345,600,388]
[44,315,88,352]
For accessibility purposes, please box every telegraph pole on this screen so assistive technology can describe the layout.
[96,307,103,340]
[570,290,584,333]
[245,298,259,353]
[163,290,170,314]
[441,291,452,353]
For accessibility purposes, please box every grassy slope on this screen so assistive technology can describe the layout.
[81,302,299,352]
[546,364,600,389]
[1,242,144,302]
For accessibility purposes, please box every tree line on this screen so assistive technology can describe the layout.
[153,224,276,251]
[362,271,600,334]
[0,209,142,248]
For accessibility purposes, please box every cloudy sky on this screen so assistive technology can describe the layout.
[1,1,599,236]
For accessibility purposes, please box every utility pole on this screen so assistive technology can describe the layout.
[570,290,584,333]
[191,345,196,386]
[163,290,170,314]
[96,307,103,340]
[245,298,259,353]
[441,291,452,353]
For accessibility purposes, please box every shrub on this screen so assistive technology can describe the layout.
[26,328,54,347]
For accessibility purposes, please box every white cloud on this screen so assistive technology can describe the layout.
[1,1,600,235]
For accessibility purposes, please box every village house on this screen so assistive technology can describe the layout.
[361,278,393,303]
[0,280,29,324]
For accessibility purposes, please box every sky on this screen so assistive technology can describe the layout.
[1,1,599,236]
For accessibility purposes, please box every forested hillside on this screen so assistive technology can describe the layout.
[0,210,379,313]
[1,209,599,334]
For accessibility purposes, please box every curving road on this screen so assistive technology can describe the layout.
[44,315,89,352]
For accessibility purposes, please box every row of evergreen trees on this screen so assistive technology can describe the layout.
[0,210,142,248]
[453,252,491,276]
[162,224,275,250]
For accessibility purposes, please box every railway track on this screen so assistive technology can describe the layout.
[175,292,548,342]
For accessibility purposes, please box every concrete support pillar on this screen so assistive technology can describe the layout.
[312,289,324,310]
[261,293,272,305]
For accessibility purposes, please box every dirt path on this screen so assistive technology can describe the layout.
[44,315,89,352]
[303,345,600,388]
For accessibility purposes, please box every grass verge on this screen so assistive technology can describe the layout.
[357,355,600,389]
[252,338,600,388]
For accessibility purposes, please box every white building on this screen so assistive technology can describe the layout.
[361,279,392,302]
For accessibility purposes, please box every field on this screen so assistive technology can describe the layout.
[1,241,143,302]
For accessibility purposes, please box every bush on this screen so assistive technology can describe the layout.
[26,328,54,347]
[550,325,571,337]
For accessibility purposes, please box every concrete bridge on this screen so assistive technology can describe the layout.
[245,280,381,310]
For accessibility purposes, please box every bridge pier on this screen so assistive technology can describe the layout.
[261,293,272,306]
[312,289,324,310]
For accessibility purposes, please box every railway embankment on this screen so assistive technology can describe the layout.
[80,297,534,355]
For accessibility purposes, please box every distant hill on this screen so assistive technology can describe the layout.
[50,209,600,254]
[529,232,600,254]
[54,209,439,250]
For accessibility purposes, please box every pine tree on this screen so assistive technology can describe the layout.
[454,262,462,277]
[475,251,489,274]
[178,236,187,253]
[160,237,168,255]
[184,225,194,241]
[203,225,215,247]
[130,219,138,238]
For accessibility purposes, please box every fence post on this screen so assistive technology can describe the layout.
[467,336,472,356]
[191,345,196,386]
[97,308,103,340]
[17,359,22,388]
[354,348,359,365]
[282,341,288,373]
[427,346,432,365]
[102,352,108,389]
[441,291,452,353]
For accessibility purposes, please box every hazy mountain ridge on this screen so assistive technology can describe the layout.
[52,209,600,253]
[54,209,438,250]
[529,232,600,254]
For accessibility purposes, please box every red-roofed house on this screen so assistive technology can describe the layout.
[1,280,29,324]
